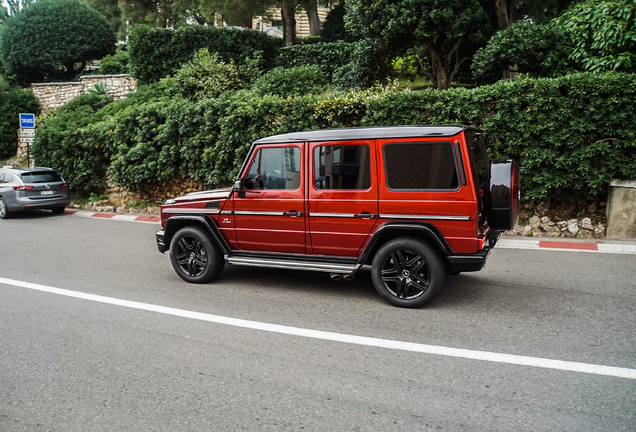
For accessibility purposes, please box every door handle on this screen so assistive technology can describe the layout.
[356,212,377,219]
[285,210,303,217]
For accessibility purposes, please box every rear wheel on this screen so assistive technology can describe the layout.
[169,226,225,283]
[0,199,12,219]
[51,206,65,215]
[371,238,446,308]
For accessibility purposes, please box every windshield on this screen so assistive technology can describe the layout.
[20,171,63,183]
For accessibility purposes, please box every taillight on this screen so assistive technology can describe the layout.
[60,183,69,188]
[13,185,34,191]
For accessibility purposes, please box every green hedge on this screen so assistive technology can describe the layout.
[128,25,280,84]
[33,72,636,202]
[0,80,40,159]
[278,41,355,80]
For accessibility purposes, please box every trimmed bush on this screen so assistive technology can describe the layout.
[0,79,40,159]
[364,73,636,201]
[32,93,113,194]
[278,41,355,80]
[99,50,130,74]
[34,72,636,204]
[128,25,279,84]
[251,66,328,98]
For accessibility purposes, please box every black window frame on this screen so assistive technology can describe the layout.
[382,140,461,192]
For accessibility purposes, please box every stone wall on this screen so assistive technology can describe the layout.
[31,74,137,110]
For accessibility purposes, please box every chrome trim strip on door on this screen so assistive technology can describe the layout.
[234,211,286,216]
[162,208,220,214]
[380,214,471,221]
[309,212,357,218]
[227,257,356,273]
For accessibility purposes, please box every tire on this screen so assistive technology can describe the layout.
[0,199,12,219]
[169,226,225,284]
[371,238,446,308]
[51,206,65,215]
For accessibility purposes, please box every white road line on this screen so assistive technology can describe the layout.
[1,276,635,380]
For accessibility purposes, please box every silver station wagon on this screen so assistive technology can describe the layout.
[0,166,70,219]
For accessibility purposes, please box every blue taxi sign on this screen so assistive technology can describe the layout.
[20,113,36,128]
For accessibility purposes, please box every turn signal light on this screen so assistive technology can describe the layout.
[13,185,34,191]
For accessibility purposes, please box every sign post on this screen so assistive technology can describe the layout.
[19,113,36,167]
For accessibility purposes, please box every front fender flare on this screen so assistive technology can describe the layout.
[160,215,231,255]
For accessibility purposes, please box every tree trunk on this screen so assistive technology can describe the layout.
[494,0,511,30]
[281,0,297,46]
[300,0,321,36]
[494,0,520,79]
[423,38,450,90]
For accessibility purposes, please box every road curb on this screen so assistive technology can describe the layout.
[64,209,160,224]
[497,238,636,254]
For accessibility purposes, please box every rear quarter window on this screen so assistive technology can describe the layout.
[383,142,459,191]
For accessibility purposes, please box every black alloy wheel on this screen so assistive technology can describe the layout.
[169,226,224,283]
[0,199,11,219]
[371,238,445,308]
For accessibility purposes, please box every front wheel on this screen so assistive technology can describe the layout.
[169,226,225,283]
[371,238,446,308]
[0,199,12,219]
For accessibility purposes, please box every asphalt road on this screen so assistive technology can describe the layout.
[1,211,635,431]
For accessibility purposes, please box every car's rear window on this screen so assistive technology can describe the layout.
[384,142,459,190]
[20,171,62,183]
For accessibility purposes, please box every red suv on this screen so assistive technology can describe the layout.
[156,126,519,308]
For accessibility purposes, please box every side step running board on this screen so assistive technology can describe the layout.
[227,256,357,274]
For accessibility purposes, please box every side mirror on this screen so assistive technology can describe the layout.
[233,179,245,198]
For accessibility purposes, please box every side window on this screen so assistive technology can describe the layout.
[244,146,301,190]
[0,173,5,183]
[314,144,371,190]
[384,142,459,191]
[467,134,489,191]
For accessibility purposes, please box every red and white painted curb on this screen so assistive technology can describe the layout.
[64,209,160,224]
[497,238,636,255]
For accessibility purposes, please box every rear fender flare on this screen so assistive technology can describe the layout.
[358,222,454,265]
[163,215,231,255]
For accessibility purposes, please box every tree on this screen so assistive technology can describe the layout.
[558,0,636,73]
[492,0,575,30]
[345,0,490,89]
[0,0,116,83]
[81,0,124,38]
[321,0,358,42]
[472,20,574,81]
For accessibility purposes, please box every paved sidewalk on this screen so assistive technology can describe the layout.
[498,236,636,254]
[63,209,636,254]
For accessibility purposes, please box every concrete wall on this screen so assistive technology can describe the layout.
[31,74,137,111]
[606,180,636,239]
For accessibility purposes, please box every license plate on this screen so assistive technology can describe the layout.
[41,190,54,195]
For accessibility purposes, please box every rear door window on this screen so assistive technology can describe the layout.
[21,171,62,183]
[383,142,459,191]
[314,144,371,190]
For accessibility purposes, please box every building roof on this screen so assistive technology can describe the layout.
[254,125,480,144]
